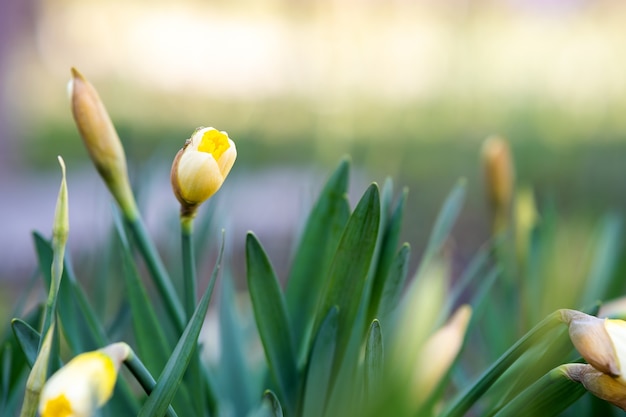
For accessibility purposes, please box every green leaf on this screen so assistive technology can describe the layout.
[580,214,622,307]
[492,366,586,417]
[286,158,350,364]
[218,272,256,416]
[423,179,466,261]
[364,320,383,399]
[246,233,298,416]
[137,239,223,417]
[32,232,114,352]
[376,242,411,327]
[10,319,40,368]
[113,214,172,375]
[314,183,380,385]
[367,185,407,321]
[262,390,284,417]
[302,307,338,417]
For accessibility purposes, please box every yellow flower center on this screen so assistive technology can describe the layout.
[198,129,230,160]
[42,394,73,417]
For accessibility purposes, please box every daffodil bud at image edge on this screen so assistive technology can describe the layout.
[561,309,626,382]
[171,127,237,217]
[39,343,130,417]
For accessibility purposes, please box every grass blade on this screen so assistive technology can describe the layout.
[246,232,298,416]
[138,237,224,417]
[286,158,350,364]
[314,183,380,385]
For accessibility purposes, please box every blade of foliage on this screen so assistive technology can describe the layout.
[376,243,411,327]
[138,239,223,417]
[262,390,284,417]
[492,366,586,417]
[302,307,338,417]
[440,240,495,326]
[113,213,171,375]
[367,187,407,326]
[218,272,256,416]
[33,233,118,353]
[286,158,350,363]
[246,232,298,416]
[10,319,40,368]
[364,320,383,400]
[440,310,566,417]
[422,179,466,262]
[580,214,622,307]
[314,183,380,386]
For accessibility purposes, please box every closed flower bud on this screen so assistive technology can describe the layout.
[481,135,515,233]
[170,127,237,217]
[39,343,130,417]
[69,68,138,219]
[561,309,626,382]
[564,363,626,410]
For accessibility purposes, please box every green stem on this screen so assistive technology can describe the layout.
[39,246,65,351]
[440,310,566,417]
[124,350,178,417]
[181,216,197,320]
[180,215,204,416]
[125,215,186,333]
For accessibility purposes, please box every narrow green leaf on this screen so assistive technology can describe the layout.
[218,273,256,416]
[364,320,383,399]
[423,179,466,260]
[286,158,350,363]
[262,390,284,417]
[376,243,411,327]
[492,365,586,417]
[314,183,380,384]
[367,188,407,325]
[580,214,622,307]
[32,233,113,352]
[113,214,171,375]
[302,307,338,417]
[10,320,40,368]
[246,233,298,416]
[138,239,223,417]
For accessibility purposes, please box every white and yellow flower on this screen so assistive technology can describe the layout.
[39,343,130,417]
[170,127,237,217]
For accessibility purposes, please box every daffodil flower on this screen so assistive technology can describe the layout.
[39,343,130,417]
[170,127,237,217]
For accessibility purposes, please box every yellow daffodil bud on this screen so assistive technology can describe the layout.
[69,68,138,219]
[514,186,538,265]
[564,363,626,410]
[39,343,130,417]
[561,309,626,381]
[412,305,472,405]
[170,127,237,218]
[481,135,515,234]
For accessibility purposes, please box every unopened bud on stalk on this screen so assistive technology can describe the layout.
[170,127,237,218]
[52,156,69,250]
[514,186,538,265]
[564,363,626,410]
[481,135,515,233]
[39,342,130,417]
[561,309,626,382]
[69,68,138,219]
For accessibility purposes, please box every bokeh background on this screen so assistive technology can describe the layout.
[1,0,626,308]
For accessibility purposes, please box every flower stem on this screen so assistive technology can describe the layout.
[181,216,197,320]
[124,350,178,417]
[125,215,186,334]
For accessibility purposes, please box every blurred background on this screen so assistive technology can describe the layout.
[1,0,626,303]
